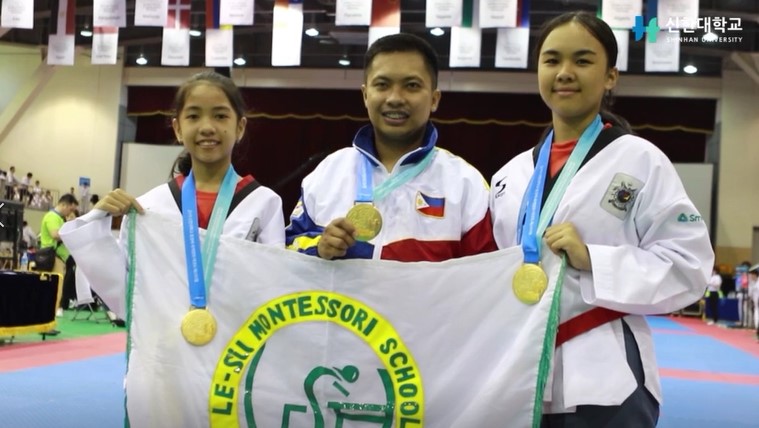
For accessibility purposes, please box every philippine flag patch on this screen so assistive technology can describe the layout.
[415,192,445,218]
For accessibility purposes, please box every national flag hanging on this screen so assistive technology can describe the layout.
[449,0,481,68]
[205,0,234,66]
[166,0,191,29]
[368,0,400,47]
[91,26,119,65]
[1,0,35,29]
[55,0,77,35]
[48,0,76,65]
[206,0,220,29]
[271,0,304,66]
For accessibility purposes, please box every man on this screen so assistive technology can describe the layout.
[286,33,496,261]
[21,221,37,250]
[39,194,79,332]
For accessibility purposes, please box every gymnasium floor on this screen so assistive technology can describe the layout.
[1,313,758,427]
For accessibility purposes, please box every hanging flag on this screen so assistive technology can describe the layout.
[1,0,35,29]
[162,0,191,66]
[166,0,191,29]
[494,0,527,68]
[220,0,254,26]
[335,0,372,26]
[426,0,462,28]
[368,0,400,47]
[480,0,517,29]
[645,30,680,72]
[134,0,168,27]
[271,0,303,66]
[601,0,641,29]
[206,0,234,67]
[48,0,76,65]
[91,26,119,65]
[613,29,629,72]
[495,27,529,68]
[449,0,481,68]
[658,0,699,31]
[93,0,127,28]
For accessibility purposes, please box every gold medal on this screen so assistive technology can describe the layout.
[512,263,548,305]
[180,308,217,346]
[345,203,383,242]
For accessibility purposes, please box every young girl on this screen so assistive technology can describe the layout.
[489,12,714,427]
[60,71,285,321]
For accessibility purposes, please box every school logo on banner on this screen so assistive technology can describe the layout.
[210,291,422,427]
[415,192,445,218]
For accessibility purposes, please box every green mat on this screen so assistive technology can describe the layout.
[0,308,124,345]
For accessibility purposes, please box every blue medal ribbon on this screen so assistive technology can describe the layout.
[517,115,604,263]
[355,148,436,204]
[181,166,237,309]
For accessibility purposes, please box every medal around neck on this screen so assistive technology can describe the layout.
[512,263,548,305]
[345,203,383,242]
[181,307,217,346]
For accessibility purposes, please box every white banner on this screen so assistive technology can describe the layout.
[220,0,254,26]
[134,0,169,27]
[161,27,190,66]
[271,0,303,66]
[450,27,482,68]
[425,0,462,28]
[658,0,699,30]
[645,31,680,72]
[47,34,76,65]
[335,0,372,26]
[1,0,34,29]
[613,29,629,72]
[91,27,119,65]
[495,27,529,69]
[480,0,517,29]
[205,27,234,67]
[367,26,399,47]
[93,0,128,28]
[601,0,642,29]
[104,213,558,428]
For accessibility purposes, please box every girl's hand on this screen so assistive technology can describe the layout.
[94,189,145,217]
[544,222,591,271]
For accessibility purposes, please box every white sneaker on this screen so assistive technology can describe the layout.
[707,321,715,325]
[56,308,63,317]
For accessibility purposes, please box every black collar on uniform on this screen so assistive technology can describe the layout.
[531,126,628,206]
[167,177,261,219]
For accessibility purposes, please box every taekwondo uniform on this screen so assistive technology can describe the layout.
[490,126,714,415]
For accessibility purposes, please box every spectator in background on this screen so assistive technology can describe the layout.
[21,221,37,250]
[707,266,722,325]
[20,172,32,205]
[6,166,17,199]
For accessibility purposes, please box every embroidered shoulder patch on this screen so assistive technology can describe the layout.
[600,173,643,220]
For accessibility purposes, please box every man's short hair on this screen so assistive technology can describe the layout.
[58,194,79,205]
[364,33,440,89]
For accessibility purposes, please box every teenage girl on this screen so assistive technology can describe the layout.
[490,12,714,427]
[60,71,285,319]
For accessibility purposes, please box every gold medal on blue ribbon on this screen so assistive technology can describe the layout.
[181,307,217,346]
[512,263,548,305]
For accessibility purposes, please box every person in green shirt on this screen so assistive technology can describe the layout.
[39,194,79,333]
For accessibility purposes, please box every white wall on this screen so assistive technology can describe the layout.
[718,69,759,263]
[0,44,41,112]
[0,49,124,209]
